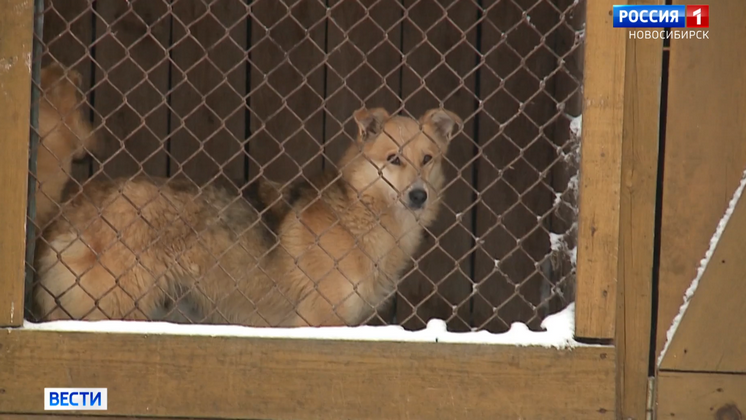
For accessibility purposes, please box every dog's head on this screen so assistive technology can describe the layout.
[38,63,101,164]
[342,107,461,215]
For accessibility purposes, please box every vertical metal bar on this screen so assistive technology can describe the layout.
[23,0,45,320]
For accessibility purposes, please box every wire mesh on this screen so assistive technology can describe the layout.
[27,0,585,333]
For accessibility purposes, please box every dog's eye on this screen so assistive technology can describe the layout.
[387,154,401,166]
[422,155,432,165]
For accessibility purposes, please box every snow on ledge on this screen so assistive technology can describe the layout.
[657,168,746,366]
[569,114,582,138]
[18,303,589,349]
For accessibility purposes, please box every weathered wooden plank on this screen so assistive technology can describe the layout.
[396,0,476,332]
[247,0,326,185]
[656,0,746,358]
[3,417,152,420]
[93,0,171,180]
[659,173,746,373]
[472,0,565,333]
[2,416,186,420]
[574,0,627,339]
[169,0,247,188]
[616,5,664,418]
[0,329,616,420]
[541,0,585,323]
[0,0,34,327]
[657,371,746,420]
[324,0,401,166]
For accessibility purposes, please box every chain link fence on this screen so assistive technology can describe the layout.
[28,0,585,333]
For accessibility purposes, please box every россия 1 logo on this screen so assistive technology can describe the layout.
[613,5,709,28]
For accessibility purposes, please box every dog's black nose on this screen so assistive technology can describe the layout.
[408,189,428,208]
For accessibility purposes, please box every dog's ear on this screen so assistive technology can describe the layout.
[421,108,462,142]
[67,69,83,89]
[353,107,390,142]
[40,63,83,113]
[40,63,65,88]
[41,63,83,92]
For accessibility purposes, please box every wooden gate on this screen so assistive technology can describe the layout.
[654,0,746,418]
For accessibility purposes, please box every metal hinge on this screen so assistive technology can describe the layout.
[646,376,656,420]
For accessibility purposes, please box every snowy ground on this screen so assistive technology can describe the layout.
[20,302,590,349]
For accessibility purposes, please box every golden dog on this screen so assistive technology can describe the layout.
[33,107,461,327]
[35,63,101,230]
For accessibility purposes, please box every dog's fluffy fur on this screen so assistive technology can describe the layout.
[33,107,461,327]
[35,63,100,230]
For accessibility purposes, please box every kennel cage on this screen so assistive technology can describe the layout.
[26,0,585,332]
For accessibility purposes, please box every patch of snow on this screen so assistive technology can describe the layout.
[657,167,746,366]
[569,246,577,266]
[569,114,582,138]
[553,191,563,207]
[549,232,564,252]
[568,174,579,193]
[19,303,591,349]
[575,28,586,44]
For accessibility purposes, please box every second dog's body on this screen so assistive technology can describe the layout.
[33,107,460,327]
[36,63,101,230]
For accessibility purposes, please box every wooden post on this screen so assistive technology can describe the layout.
[0,0,34,327]
[575,0,627,339]
[616,2,664,417]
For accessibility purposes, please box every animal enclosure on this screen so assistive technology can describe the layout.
[28,0,586,332]
[3,0,654,418]
[6,0,746,412]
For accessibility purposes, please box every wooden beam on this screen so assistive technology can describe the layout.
[575,0,627,339]
[656,0,746,358]
[2,417,184,420]
[5,417,232,420]
[659,175,746,373]
[616,3,664,418]
[0,330,616,420]
[4,417,200,420]
[657,371,746,420]
[0,0,34,327]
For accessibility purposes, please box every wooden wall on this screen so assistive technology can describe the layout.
[38,0,585,332]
